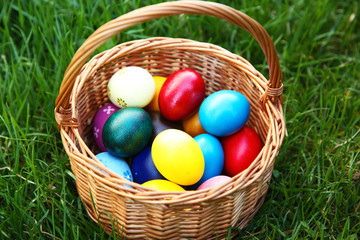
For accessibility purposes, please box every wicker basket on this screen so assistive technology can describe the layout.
[55,1,285,239]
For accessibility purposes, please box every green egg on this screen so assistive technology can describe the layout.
[102,107,152,157]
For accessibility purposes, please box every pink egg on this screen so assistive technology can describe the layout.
[93,103,120,151]
[197,175,232,190]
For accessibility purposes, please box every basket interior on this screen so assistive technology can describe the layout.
[73,37,270,155]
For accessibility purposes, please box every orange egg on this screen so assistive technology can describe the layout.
[182,109,207,137]
[145,76,167,111]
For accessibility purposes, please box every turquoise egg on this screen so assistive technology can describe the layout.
[193,133,224,188]
[199,90,250,136]
[102,107,152,157]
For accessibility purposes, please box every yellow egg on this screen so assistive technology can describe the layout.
[152,129,205,186]
[142,179,185,191]
[145,76,167,112]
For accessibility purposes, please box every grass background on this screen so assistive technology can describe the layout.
[1,0,359,239]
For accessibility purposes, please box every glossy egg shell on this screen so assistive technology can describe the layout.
[102,107,152,157]
[93,103,120,151]
[193,134,224,188]
[95,152,133,184]
[142,179,185,192]
[131,146,165,184]
[152,129,205,186]
[107,66,155,108]
[221,125,263,177]
[148,111,183,142]
[197,175,231,190]
[182,109,207,137]
[159,69,205,121]
[199,90,250,136]
[145,76,167,112]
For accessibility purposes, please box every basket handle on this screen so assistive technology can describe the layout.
[55,0,282,122]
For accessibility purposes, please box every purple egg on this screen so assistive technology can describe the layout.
[93,103,120,151]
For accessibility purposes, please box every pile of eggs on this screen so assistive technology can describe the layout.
[92,66,263,191]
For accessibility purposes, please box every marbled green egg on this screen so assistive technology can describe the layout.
[102,107,152,157]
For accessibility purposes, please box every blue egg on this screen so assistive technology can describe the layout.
[193,134,224,188]
[95,152,133,186]
[131,146,165,184]
[199,90,250,136]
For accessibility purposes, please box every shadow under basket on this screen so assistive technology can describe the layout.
[55,1,286,239]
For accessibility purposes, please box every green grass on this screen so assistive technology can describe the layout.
[1,0,359,239]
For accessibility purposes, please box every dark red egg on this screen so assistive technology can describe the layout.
[221,125,263,177]
[159,69,205,121]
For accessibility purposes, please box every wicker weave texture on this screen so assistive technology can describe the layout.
[55,1,285,239]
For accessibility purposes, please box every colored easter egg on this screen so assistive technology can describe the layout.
[159,69,205,121]
[221,125,263,177]
[93,103,120,151]
[152,129,204,186]
[182,109,207,137]
[131,146,165,184]
[197,175,232,190]
[103,107,152,157]
[199,90,250,136]
[145,76,167,111]
[95,152,133,184]
[193,134,224,187]
[142,179,185,192]
[107,66,155,108]
[148,111,183,142]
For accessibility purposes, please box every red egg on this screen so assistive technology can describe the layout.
[159,69,205,121]
[221,125,263,177]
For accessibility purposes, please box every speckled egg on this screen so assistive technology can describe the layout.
[102,107,152,157]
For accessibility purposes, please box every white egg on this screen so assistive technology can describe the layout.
[107,66,155,108]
